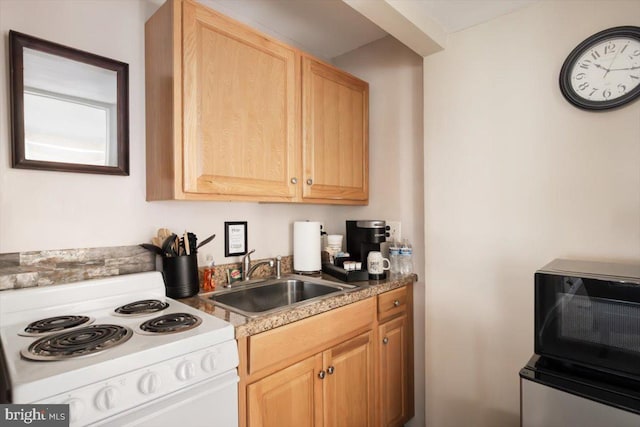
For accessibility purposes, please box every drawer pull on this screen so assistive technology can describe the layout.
[306,178,313,185]
[393,300,400,307]
[291,177,298,184]
[383,337,389,345]
[318,370,326,379]
[327,366,335,375]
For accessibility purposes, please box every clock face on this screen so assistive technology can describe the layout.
[560,26,640,110]
[570,37,640,101]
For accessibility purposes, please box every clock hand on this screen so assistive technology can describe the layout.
[607,65,640,71]
[593,63,611,77]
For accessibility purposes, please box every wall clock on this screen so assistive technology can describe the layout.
[559,26,640,111]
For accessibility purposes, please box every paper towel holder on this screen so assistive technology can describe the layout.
[293,220,322,274]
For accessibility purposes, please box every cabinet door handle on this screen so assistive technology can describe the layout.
[393,300,400,307]
[327,366,335,375]
[383,337,389,345]
[318,370,326,379]
[306,178,313,185]
[291,177,298,184]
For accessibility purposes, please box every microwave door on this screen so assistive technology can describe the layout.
[535,272,640,380]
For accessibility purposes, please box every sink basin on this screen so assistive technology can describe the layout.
[204,275,357,317]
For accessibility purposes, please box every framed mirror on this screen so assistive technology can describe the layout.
[9,31,129,175]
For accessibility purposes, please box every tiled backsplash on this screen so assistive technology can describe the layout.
[0,245,292,291]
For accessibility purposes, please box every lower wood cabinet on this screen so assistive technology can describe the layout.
[323,331,374,427]
[247,332,374,427]
[247,354,323,426]
[378,315,410,426]
[377,286,414,427]
[237,285,413,427]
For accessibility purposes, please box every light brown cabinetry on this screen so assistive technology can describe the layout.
[301,57,369,203]
[145,0,368,204]
[239,298,376,427]
[247,354,322,426]
[377,286,414,427]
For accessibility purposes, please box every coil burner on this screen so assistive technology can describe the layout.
[19,315,94,337]
[139,313,202,335]
[21,324,133,361]
[114,299,170,316]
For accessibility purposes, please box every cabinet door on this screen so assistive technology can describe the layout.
[302,56,368,203]
[378,315,409,427]
[247,354,323,427]
[323,331,374,427]
[182,0,299,200]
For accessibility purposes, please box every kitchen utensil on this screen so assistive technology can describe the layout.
[140,243,163,256]
[196,233,215,250]
[161,234,178,257]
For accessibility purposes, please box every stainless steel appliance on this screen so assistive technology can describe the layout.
[346,220,387,279]
[520,355,640,427]
[520,259,640,427]
[0,272,239,426]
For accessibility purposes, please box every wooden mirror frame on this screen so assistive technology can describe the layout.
[9,30,129,175]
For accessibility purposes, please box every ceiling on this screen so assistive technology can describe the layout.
[201,0,538,60]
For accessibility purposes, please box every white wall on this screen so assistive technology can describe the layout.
[0,2,420,425]
[423,2,640,426]
[0,0,371,263]
[334,36,425,427]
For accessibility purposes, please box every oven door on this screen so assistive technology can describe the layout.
[535,272,640,379]
[97,370,239,427]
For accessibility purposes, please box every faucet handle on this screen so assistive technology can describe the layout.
[275,255,282,279]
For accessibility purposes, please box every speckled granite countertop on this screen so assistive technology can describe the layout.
[180,274,416,338]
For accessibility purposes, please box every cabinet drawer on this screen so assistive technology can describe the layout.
[248,298,375,376]
[378,286,408,322]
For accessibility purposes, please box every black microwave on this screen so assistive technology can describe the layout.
[535,259,640,380]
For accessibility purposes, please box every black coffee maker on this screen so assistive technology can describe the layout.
[346,220,387,277]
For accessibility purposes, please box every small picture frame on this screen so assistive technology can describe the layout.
[224,221,248,257]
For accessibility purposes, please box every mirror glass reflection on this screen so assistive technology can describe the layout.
[10,31,129,175]
[23,48,118,166]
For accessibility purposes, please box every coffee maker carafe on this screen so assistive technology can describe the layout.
[346,220,387,275]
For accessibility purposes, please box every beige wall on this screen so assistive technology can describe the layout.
[0,8,426,425]
[423,2,640,426]
[334,36,425,427]
[0,0,381,262]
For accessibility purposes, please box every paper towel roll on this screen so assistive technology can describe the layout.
[293,221,321,273]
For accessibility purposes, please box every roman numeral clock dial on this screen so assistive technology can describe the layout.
[560,26,640,110]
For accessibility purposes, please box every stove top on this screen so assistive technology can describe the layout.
[19,315,95,337]
[0,272,235,403]
[21,324,133,361]
[114,299,169,316]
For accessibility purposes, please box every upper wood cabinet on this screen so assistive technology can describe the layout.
[145,0,368,204]
[302,57,369,203]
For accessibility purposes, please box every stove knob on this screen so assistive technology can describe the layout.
[138,372,161,395]
[94,386,118,411]
[63,398,84,422]
[201,352,218,373]
[176,360,196,381]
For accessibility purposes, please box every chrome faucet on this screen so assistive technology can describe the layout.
[241,250,276,281]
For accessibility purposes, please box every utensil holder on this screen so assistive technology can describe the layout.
[161,254,199,298]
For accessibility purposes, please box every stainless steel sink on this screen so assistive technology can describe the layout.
[202,275,357,317]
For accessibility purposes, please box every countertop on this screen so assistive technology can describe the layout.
[180,273,416,338]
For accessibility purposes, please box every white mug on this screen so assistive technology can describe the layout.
[367,251,390,274]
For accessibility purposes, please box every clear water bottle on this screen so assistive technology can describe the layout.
[389,241,401,278]
[399,239,413,275]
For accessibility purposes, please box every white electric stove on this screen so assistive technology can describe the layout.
[0,272,239,426]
